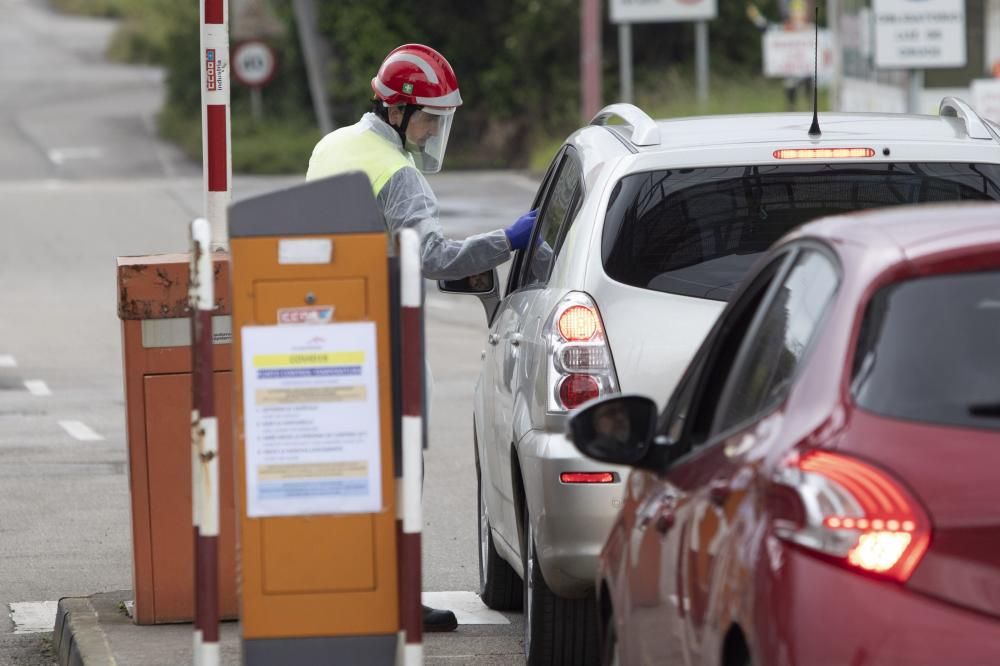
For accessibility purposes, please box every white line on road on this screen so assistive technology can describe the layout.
[0,355,17,367]
[24,380,51,396]
[47,146,104,165]
[58,420,104,441]
[8,601,58,634]
[422,591,510,625]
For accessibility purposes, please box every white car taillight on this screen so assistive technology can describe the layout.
[771,450,931,582]
[545,293,619,412]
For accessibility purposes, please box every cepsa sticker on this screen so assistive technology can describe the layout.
[277,306,335,325]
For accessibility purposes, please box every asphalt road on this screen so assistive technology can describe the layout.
[0,1,536,662]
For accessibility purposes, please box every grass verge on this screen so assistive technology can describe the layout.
[529,69,831,172]
[159,106,321,175]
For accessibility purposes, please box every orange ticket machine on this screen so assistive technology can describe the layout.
[228,173,400,664]
[117,253,239,625]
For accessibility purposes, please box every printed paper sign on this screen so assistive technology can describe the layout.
[241,322,382,517]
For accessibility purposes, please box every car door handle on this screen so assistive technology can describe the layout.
[709,480,732,507]
[488,333,499,346]
[511,333,524,347]
[655,508,675,535]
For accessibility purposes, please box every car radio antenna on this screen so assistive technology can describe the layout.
[808,6,822,137]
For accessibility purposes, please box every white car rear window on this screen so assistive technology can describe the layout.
[601,163,1000,300]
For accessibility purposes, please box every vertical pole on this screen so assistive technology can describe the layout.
[397,228,424,666]
[581,0,602,121]
[695,20,709,107]
[826,0,841,111]
[201,0,231,251]
[618,22,633,104]
[292,0,335,135]
[250,88,263,123]
[190,219,219,666]
[908,69,924,114]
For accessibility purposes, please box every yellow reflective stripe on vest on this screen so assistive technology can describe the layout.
[306,125,413,196]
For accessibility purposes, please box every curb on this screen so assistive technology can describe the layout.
[53,597,116,666]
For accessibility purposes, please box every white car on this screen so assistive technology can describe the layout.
[441,99,1000,665]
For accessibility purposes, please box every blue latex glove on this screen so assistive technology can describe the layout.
[504,209,538,251]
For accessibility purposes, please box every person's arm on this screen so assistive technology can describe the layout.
[379,167,514,281]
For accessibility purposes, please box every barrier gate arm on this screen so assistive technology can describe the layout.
[397,228,425,665]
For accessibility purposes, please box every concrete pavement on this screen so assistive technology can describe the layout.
[1,0,540,663]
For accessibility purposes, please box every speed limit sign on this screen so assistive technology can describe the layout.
[233,40,277,88]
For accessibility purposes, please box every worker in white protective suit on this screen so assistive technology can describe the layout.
[306,43,536,633]
[306,43,536,280]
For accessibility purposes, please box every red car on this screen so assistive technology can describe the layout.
[568,203,1000,665]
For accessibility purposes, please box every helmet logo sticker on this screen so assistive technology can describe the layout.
[402,82,414,94]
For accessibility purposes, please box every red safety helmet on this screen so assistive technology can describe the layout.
[371,44,463,111]
[371,44,462,173]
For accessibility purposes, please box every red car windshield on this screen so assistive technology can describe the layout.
[851,270,1000,431]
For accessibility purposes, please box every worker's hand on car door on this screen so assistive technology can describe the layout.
[504,209,539,251]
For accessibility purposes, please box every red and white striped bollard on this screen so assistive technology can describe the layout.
[190,218,220,666]
[397,228,424,665]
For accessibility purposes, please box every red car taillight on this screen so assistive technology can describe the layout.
[772,450,931,582]
[545,294,619,412]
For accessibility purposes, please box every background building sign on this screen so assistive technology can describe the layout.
[764,28,835,82]
[874,0,966,69]
[609,0,717,23]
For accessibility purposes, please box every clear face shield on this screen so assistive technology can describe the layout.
[404,107,455,174]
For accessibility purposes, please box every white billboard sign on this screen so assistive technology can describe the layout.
[610,0,717,23]
[764,29,835,82]
[874,0,966,69]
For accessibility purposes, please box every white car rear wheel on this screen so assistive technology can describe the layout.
[521,502,599,665]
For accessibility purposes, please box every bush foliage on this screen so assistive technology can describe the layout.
[54,0,789,172]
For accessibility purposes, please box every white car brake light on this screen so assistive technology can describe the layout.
[545,293,619,412]
[773,147,875,160]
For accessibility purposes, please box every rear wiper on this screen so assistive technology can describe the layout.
[969,403,1000,417]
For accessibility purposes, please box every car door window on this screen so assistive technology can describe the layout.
[517,149,583,290]
[505,149,564,297]
[711,248,839,435]
[660,254,791,449]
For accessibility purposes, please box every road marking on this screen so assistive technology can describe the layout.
[47,146,104,166]
[58,420,104,441]
[24,380,51,396]
[0,355,17,367]
[425,298,455,311]
[421,591,510,625]
[8,601,58,634]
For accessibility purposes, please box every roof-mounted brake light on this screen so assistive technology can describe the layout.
[773,148,876,160]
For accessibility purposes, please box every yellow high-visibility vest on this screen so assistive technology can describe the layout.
[306,122,414,196]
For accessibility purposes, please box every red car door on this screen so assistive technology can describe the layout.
[626,245,841,664]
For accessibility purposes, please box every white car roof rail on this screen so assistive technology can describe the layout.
[939,97,995,140]
[590,103,661,146]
